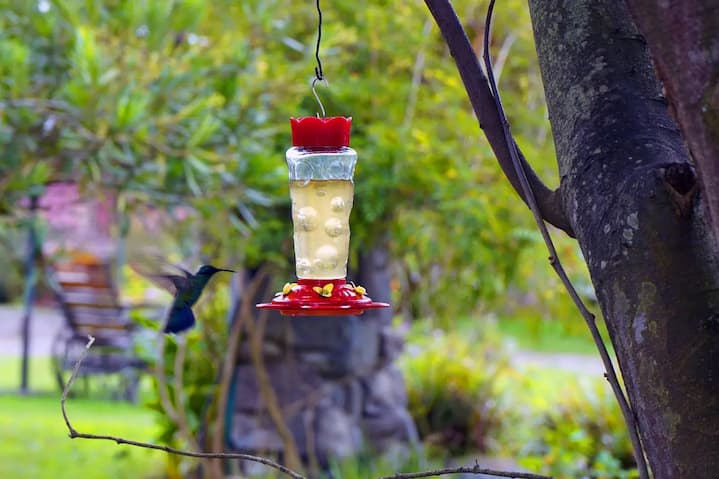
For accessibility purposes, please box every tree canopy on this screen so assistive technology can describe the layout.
[0,0,585,322]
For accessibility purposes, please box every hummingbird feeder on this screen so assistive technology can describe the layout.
[257,0,388,316]
[257,116,389,316]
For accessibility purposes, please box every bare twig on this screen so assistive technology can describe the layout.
[172,336,195,447]
[62,338,547,479]
[169,335,223,478]
[155,331,179,424]
[377,464,551,479]
[480,1,650,478]
[247,308,304,471]
[402,19,434,131]
[212,267,271,457]
[491,33,516,86]
[60,335,306,479]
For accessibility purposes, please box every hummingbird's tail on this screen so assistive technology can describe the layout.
[164,305,196,334]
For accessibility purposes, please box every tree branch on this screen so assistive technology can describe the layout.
[61,338,551,479]
[478,1,650,478]
[60,336,307,479]
[378,463,551,479]
[424,0,573,236]
[60,336,552,479]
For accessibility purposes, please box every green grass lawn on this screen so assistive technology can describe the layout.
[0,356,58,392]
[494,315,613,355]
[0,311,611,479]
[0,357,165,479]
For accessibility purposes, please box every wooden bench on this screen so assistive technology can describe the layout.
[46,253,156,401]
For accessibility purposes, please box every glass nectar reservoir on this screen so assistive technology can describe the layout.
[257,116,389,316]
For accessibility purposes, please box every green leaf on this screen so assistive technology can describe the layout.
[187,114,220,147]
[183,161,202,197]
[187,155,211,175]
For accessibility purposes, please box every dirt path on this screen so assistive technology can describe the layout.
[0,304,63,357]
[0,303,607,379]
[512,350,605,376]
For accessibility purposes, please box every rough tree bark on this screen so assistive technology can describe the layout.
[424,0,719,476]
[624,0,719,243]
[526,1,719,477]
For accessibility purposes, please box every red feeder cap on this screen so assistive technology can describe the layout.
[290,116,352,148]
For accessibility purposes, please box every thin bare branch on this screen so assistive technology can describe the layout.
[402,19,434,132]
[60,336,306,479]
[480,1,650,478]
[423,0,573,236]
[173,336,196,448]
[60,335,96,436]
[169,335,223,478]
[247,307,304,471]
[492,33,516,86]
[378,464,552,479]
[212,267,271,456]
[61,337,547,479]
[155,330,179,426]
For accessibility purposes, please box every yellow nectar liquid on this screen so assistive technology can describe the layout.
[290,179,354,279]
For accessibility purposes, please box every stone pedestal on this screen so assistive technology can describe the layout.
[228,311,417,468]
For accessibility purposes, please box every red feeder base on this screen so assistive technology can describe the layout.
[256,278,389,316]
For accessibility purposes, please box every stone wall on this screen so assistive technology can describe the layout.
[228,313,417,469]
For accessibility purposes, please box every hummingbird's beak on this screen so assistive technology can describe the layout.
[220,269,235,273]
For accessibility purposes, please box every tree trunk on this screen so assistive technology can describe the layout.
[625,0,719,243]
[528,1,719,477]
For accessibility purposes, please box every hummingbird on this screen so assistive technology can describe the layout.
[135,263,235,334]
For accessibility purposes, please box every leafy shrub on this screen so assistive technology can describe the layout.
[0,240,24,303]
[398,323,515,456]
[518,379,636,479]
[132,281,233,478]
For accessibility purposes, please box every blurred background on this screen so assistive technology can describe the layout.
[0,1,635,478]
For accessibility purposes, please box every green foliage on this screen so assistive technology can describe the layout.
[505,236,599,339]
[314,0,557,320]
[0,1,609,472]
[0,223,25,302]
[0,0,586,324]
[398,322,515,456]
[0,0,299,265]
[144,335,216,441]
[326,448,436,479]
[495,314,610,355]
[137,284,232,475]
[517,380,637,479]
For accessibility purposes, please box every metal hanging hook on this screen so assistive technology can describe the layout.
[311,0,327,117]
[311,77,328,118]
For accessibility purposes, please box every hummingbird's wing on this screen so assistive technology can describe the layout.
[168,263,194,278]
[128,255,193,295]
[144,273,192,296]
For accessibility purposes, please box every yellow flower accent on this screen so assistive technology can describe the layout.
[275,282,298,297]
[350,282,367,296]
[312,283,334,298]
